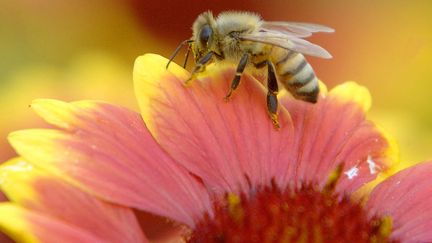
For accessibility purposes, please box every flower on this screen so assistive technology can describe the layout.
[0,54,431,242]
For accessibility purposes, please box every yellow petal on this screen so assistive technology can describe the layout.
[133,54,189,133]
[329,81,372,112]
[7,129,76,185]
[376,124,400,174]
[30,99,105,131]
[31,99,75,130]
[0,203,106,243]
[8,129,63,168]
[0,158,148,243]
[0,203,39,243]
[0,158,40,205]
[318,80,328,96]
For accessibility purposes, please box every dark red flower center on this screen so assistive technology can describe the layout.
[187,181,395,243]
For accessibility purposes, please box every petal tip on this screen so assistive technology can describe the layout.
[133,54,189,133]
[7,131,26,149]
[0,203,39,243]
[30,99,73,129]
[133,54,189,84]
[0,158,38,205]
[376,124,400,172]
[330,81,372,112]
[8,129,62,165]
[8,130,35,148]
[318,80,328,97]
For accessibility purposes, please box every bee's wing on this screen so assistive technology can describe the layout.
[262,21,334,38]
[241,31,332,59]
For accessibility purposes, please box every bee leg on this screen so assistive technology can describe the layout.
[266,60,280,129]
[166,39,192,69]
[185,51,213,85]
[224,53,249,101]
[183,45,191,68]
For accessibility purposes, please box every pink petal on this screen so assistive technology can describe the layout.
[0,203,106,243]
[0,158,147,243]
[280,82,394,192]
[134,54,295,193]
[366,161,432,242]
[9,100,211,226]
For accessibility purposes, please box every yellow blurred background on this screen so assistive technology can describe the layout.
[1,1,432,177]
[0,0,431,242]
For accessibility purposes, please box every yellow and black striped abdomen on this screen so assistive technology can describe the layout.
[272,49,319,103]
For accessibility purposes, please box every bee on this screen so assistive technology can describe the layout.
[166,11,333,128]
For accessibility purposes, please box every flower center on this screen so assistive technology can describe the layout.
[187,182,395,243]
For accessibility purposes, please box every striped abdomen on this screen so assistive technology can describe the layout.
[272,49,319,103]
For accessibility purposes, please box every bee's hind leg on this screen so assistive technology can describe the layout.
[185,52,213,85]
[224,53,249,101]
[266,60,280,129]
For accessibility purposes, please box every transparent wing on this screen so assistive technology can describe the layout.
[241,31,332,59]
[262,21,334,38]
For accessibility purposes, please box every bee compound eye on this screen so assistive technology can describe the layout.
[199,24,212,47]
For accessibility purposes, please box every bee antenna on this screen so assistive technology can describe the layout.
[166,39,193,69]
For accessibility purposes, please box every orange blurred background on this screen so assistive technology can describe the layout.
[1,0,432,241]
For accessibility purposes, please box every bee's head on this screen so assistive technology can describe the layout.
[192,11,218,60]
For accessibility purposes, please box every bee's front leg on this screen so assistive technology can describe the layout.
[166,39,193,69]
[266,60,280,129]
[224,53,249,101]
[185,52,213,85]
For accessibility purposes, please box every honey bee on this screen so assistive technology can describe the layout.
[167,11,333,128]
